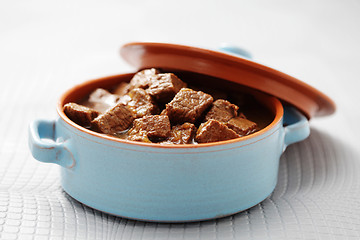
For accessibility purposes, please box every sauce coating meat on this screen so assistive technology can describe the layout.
[204,99,239,122]
[91,103,134,134]
[165,88,213,124]
[63,103,99,127]
[195,119,240,143]
[63,69,268,144]
[127,115,171,142]
[164,123,197,144]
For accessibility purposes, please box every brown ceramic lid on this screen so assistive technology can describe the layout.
[120,42,335,119]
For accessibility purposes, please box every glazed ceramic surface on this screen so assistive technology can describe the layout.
[28,74,309,221]
[121,42,336,119]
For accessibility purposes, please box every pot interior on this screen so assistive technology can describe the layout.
[58,71,283,146]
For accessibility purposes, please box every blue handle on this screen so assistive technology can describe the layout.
[28,119,76,168]
[282,106,310,152]
[218,44,253,59]
[217,45,310,151]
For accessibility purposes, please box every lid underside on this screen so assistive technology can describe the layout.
[120,42,335,119]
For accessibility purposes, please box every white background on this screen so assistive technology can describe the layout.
[1,0,360,239]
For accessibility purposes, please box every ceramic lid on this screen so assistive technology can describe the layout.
[120,42,335,119]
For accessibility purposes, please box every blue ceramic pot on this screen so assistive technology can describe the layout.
[28,74,309,222]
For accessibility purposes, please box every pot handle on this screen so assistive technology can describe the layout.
[218,44,253,59]
[218,45,310,151]
[283,106,310,152]
[28,119,76,168]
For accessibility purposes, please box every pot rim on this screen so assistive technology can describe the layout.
[57,73,284,149]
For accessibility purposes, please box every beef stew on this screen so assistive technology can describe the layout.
[63,69,273,144]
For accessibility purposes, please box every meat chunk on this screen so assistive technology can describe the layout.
[146,73,187,102]
[127,68,160,91]
[160,108,167,116]
[63,103,99,127]
[113,82,130,96]
[86,88,121,113]
[126,88,159,118]
[226,117,258,136]
[165,88,213,124]
[127,115,171,142]
[204,99,239,122]
[91,103,134,134]
[195,119,240,143]
[165,123,196,144]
